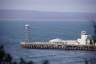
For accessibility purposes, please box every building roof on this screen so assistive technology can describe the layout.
[81,31,87,35]
[49,38,63,42]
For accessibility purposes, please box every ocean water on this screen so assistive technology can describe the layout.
[0,20,96,64]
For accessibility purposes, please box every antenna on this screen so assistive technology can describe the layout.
[24,24,30,42]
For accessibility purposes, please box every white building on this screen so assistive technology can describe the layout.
[49,31,90,45]
[77,31,90,45]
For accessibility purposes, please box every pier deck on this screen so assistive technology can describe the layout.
[21,42,96,51]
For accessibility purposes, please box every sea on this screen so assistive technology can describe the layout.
[0,20,96,64]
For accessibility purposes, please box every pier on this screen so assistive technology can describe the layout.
[21,42,96,51]
[20,24,96,51]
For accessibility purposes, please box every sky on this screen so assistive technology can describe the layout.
[0,0,96,13]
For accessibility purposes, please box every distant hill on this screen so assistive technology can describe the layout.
[0,9,96,20]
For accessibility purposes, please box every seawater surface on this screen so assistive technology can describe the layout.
[0,20,96,64]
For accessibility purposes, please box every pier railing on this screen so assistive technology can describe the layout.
[20,42,96,51]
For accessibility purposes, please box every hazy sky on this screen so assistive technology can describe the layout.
[0,0,96,13]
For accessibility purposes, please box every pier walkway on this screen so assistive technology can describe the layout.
[21,42,96,51]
